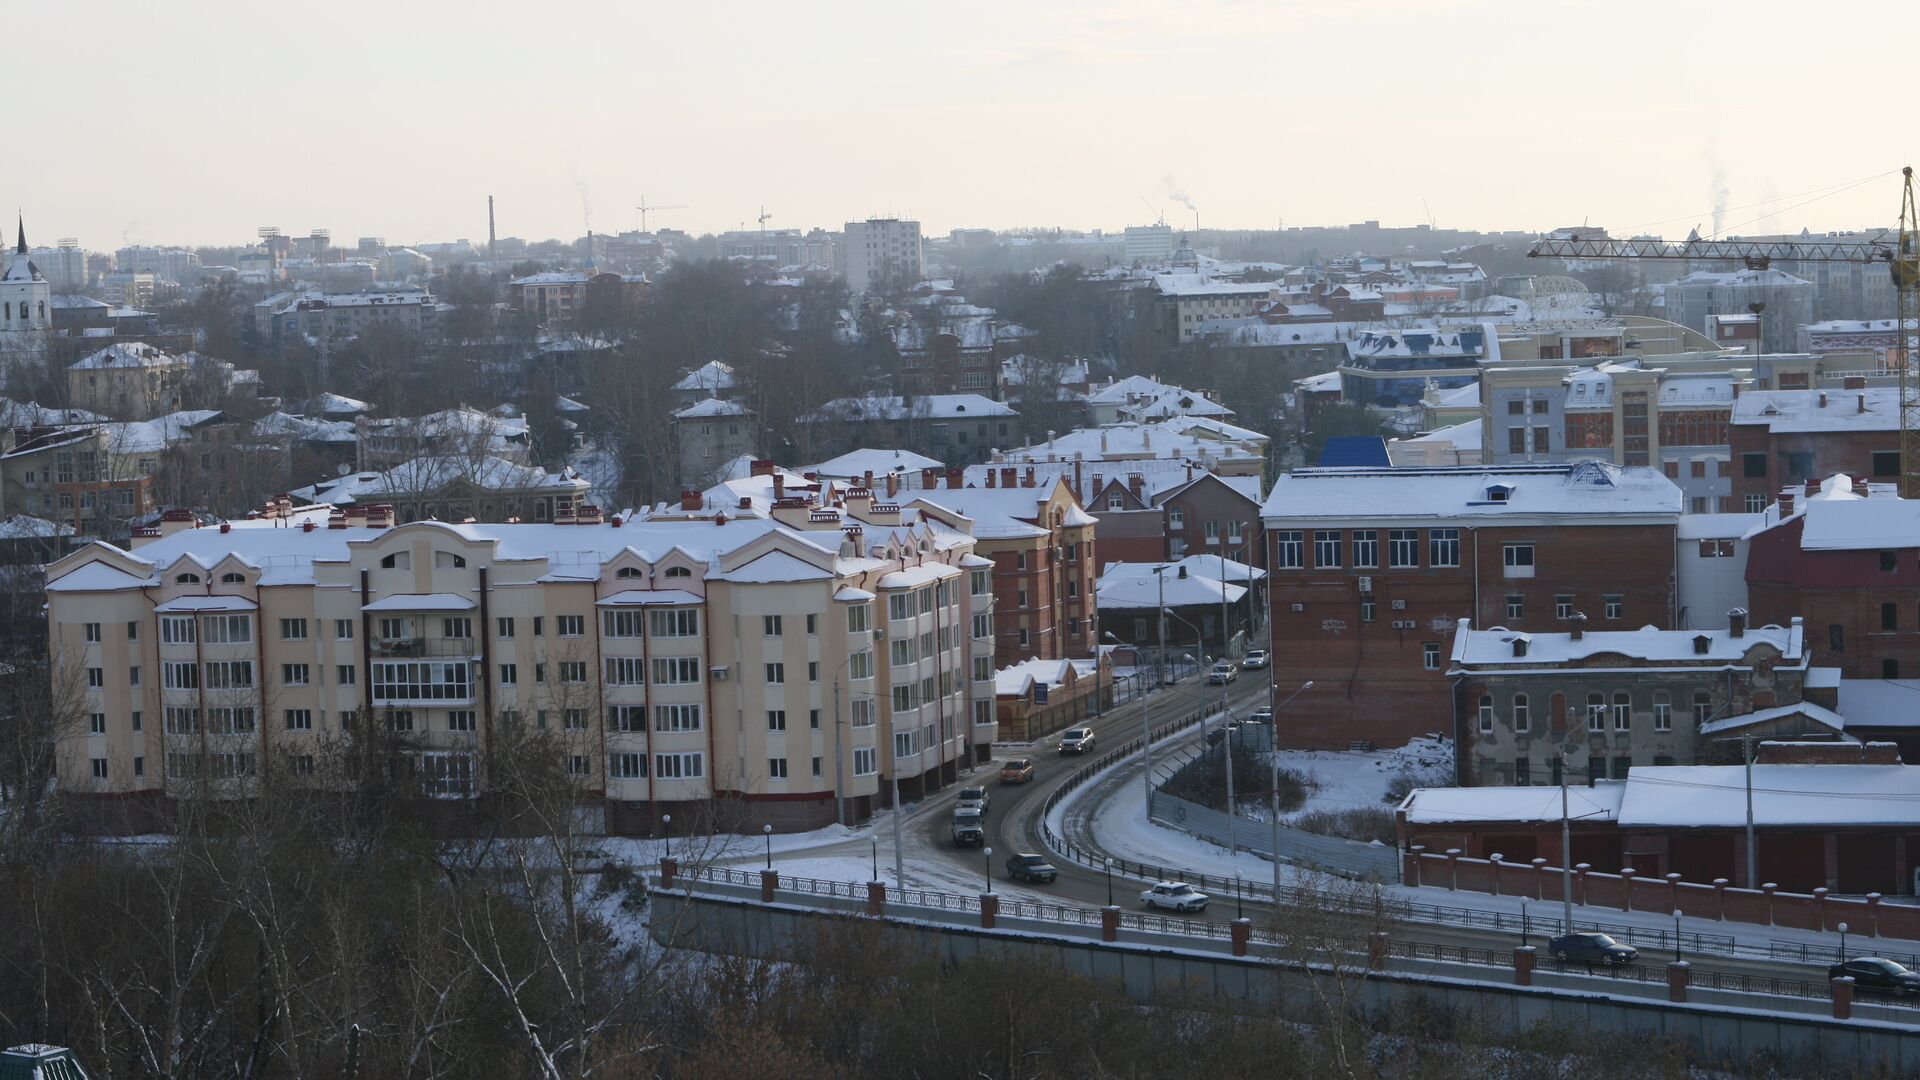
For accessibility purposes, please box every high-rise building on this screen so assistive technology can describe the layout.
[843,218,923,294]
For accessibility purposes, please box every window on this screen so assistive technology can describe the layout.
[1587,693,1605,731]
[84,622,101,643]
[918,588,935,615]
[1883,551,1900,573]
[850,699,876,727]
[603,610,643,638]
[91,757,108,780]
[1428,528,1459,568]
[280,618,308,640]
[1555,595,1573,620]
[1360,599,1376,623]
[891,683,916,714]
[1387,530,1419,568]
[337,665,355,685]
[204,661,254,689]
[604,705,646,732]
[1477,695,1494,733]
[1273,531,1303,569]
[1829,624,1845,652]
[1313,530,1341,567]
[532,617,544,636]
[1745,493,1766,513]
[1513,694,1530,729]
[1351,530,1378,568]
[1692,691,1712,724]
[1168,507,1184,530]
[175,573,201,584]
[282,663,310,686]
[286,709,312,731]
[893,729,918,758]
[649,608,699,637]
[1514,757,1531,786]
[88,712,106,735]
[652,657,701,684]
[163,661,197,689]
[765,662,785,684]
[848,604,871,633]
[1874,450,1901,478]
[496,617,515,638]
[558,661,587,683]
[335,619,354,640]
[201,614,252,643]
[564,709,587,730]
[1423,642,1441,670]
[556,615,584,637]
[754,614,776,636]
[611,752,646,779]
[604,657,644,684]
[853,748,877,776]
[664,566,693,579]
[808,661,820,683]
[768,757,789,779]
[767,710,787,731]
[654,752,705,779]
[86,667,104,689]
[812,756,823,778]
[372,661,470,701]
[377,617,413,641]
[134,756,145,778]
[1612,693,1630,730]
[1885,602,1900,631]
[1604,595,1622,620]
[130,711,142,732]
[205,707,255,733]
[535,663,546,682]
[1653,694,1672,732]
[1742,452,1768,479]
[379,552,409,570]
[165,706,199,734]
[807,614,818,634]
[1505,595,1523,620]
[436,551,466,569]
[442,617,472,639]
[653,704,702,732]
[161,616,194,644]
[1016,589,1028,609]
[1612,755,1632,780]
[1886,658,1902,678]
[616,566,645,580]
[849,650,873,680]
[1502,544,1535,577]
[567,755,591,777]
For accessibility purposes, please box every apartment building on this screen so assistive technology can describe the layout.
[843,218,924,295]
[1450,612,1815,787]
[264,290,439,352]
[1729,386,1900,512]
[1260,463,1682,749]
[44,502,998,834]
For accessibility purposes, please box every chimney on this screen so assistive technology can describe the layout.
[219,521,232,534]
[772,472,785,499]
[301,519,316,533]
[1845,375,1867,390]
[1864,741,1904,765]
[365,504,395,529]
[610,514,623,528]
[750,458,775,478]
[1002,466,1017,489]
[1818,391,1827,408]
[946,468,963,489]
[679,489,702,512]
[1569,612,1586,640]
[1127,473,1144,502]
[863,469,874,490]
[1859,394,1867,413]
[885,472,899,498]
[715,511,728,526]
[985,468,996,488]
[921,467,939,489]
[1778,490,1795,515]
[1805,478,1819,497]
[1073,458,1083,497]
[1023,465,1035,488]
[1729,608,1747,637]
[328,509,348,530]
[738,496,753,510]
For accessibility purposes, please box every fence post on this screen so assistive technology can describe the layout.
[1665,872,1683,914]
[1231,918,1251,957]
[1445,848,1462,890]
[1574,863,1591,907]
[1513,945,1535,986]
[867,879,887,917]
[1813,887,1830,931]
[659,857,678,890]
[1712,878,1728,921]
[1368,931,1389,971]
[1408,845,1426,887]
[1832,975,1855,1020]
[1762,882,1778,926]
[1667,961,1690,1003]
[1530,857,1548,900]
[1489,853,1503,896]
[1867,893,1883,938]
[760,869,779,903]
[1101,905,1120,942]
[1619,867,1636,911]
[980,893,999,929]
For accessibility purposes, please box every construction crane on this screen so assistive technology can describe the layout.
[1528,167,1920,497]
[634,195,687,233]
[757,205,773,233]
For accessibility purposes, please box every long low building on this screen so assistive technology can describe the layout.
[45,498,1000,835]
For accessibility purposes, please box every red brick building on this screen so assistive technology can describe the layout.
[1729,386,1899,512]
[1747,476,1920,680]
[1261,463,1682,749]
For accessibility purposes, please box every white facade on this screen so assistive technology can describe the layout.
[843,218,924,294]
[0,224,52,376]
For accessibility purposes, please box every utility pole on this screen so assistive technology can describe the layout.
[1745,733,1759,889]
[1222,705,1236,855]
[1560,755,1574,931]
[1157,566,1167,689]
[832,678,846,827]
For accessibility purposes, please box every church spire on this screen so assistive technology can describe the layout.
[14,213,23,255]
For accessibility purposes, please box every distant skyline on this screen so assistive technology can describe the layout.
[20,1,1918,250]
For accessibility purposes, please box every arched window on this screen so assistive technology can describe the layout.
[220,572,245,583]
[664,566,692,579]
[434,551,466,568]
[175,572,201,584]
[616,567,644,579]
[380,552,410,570]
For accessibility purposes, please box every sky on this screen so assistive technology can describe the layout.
[21,0,1918,250]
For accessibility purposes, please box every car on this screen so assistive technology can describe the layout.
[1000,758,1035,783]
[1242,649,1271,670]
[1005,853,1058,883]
[1207,662,1238,685]
[1059,727,1096,754]
[950,809,985,847]
[1140,880,1210,912]
[1829,957,1920,995]
[1245,707,1274,725]
[1547,932,1638,965]
[956,786,989,814]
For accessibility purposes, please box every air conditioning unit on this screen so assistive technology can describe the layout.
[1290,603,1306,613]
[709,666,730,682]
[1392,599,1407,611]
[1356,576,1374,594]
[1392,619,1416,630]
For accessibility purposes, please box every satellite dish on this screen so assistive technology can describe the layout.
[336,462,352,476]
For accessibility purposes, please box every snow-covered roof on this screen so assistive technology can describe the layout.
[510,270,590,286]
[1796,489,1920,551]
[1395,418,1481,447]
[295,456,588,505]
[1096,561,1246,609]
[307,392,373,416]
[360,593,477,612]
[994,656,1078,698]
[253,411,356,443]
[1697,701,1847,735]
[1400,783,1624,826]
[1732,388,1901,434]
[0,514,73,540]
[1002,418,1266,465]
[1262,462,1681,523]
[1676,512,1762,540]
[1170,553,1265,584]
[809,447,944,479]
[1449,618,1803,668]
[1619,765,1920,828]
[672,360,738,393]
[1294,371,1342,392]
[672,398,752,419]
[806,393,1017,422]
[69,342,179,370]
[1088,375,1233,418]
[1835,678,1920,730]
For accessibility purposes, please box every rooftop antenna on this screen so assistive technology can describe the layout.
[1137,196,1166,227]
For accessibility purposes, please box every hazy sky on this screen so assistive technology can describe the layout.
[22,1,1917,249]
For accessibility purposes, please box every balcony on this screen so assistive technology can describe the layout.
[372,637,477,659]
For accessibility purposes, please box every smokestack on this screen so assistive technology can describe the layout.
[488,195,497,260]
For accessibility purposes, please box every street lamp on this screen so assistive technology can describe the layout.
[983,846,994,895]
[661,813,671,860]
[1235,870,1244,919]
[871,837,879,883]
[1839,921,1850,963]
[1104,631,1156,809]
[763,823,773,870]
[1104,857,1114,906]
[1521,899,1529,947]
[1674,908,1684,964]
[1268,680,1314,903]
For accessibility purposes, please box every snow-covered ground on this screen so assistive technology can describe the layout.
[1274,735,1451,822]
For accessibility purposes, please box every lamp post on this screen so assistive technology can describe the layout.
[1104,857,1114,907]
[983,846,994,895]
[1104,631,1155,809]
[661,813,671,860]
[1839,921,1850,963]
[871,837,879,883]
[1235,870,1244,919]
[763,823,773,869]
[1269,680,1314,903]
[1674,909,1684,964]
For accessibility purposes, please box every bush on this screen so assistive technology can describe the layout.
[1162,744,1317,813]
[1291,806,1398,845]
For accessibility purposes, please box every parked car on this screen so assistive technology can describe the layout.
[956,786,989,814]
[1059,727,1096,754]
[1005,853,1058,883]
[1830,958,1920,995]
[1207,662,1238,685]
[1245,707,1274,725]
[1547,932,1637,965]
[1242,649,1271,670]
[1205,722,1242,747]
[950,809,986,847]
[1140,880,1210,912]
[1000,758,1035,783]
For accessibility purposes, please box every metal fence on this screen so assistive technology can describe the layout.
[1147,789,1401,880]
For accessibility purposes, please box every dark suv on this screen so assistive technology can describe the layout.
[1830,957,1920,996]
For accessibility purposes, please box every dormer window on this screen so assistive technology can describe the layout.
[616,567,645,579]
[1486,484,1513,503]
[434,552,466,569]
[380,552,410,570]
[1692,634,1712,655]
[220,572,245,583]
[175,572,201,584]
[664,566,692,579]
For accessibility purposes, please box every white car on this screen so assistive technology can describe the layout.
[1242,649,1270,670]
[1058,727,1096,754]
[1140,880,1210,912]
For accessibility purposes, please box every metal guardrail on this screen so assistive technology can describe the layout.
[1769,938,1920,971]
